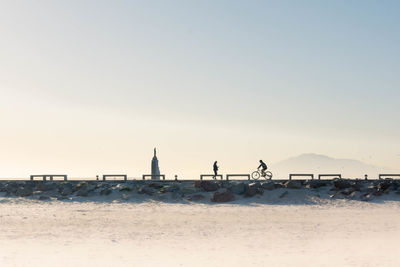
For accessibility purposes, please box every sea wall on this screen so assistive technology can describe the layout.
[0,179,398,203]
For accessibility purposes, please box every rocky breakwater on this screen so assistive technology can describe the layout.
[0,179,400,203]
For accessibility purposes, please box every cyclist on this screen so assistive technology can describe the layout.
[258,160,268,177]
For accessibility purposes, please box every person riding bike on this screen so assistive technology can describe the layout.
[258,160,268,177]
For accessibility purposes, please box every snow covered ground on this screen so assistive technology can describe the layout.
[1,197,400,267]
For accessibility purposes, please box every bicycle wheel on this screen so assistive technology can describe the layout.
[264,171,273,180]
[251,171,260,180]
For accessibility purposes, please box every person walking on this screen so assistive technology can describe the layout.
[213,161,219,180]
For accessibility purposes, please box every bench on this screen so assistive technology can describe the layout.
[289,174,314,180]
[226,174,250,181]
[318,174,341,180]
[103,174,127,182]
[200,174,223,180]
[379,174,400,180]
[142,174,166,180]
[30,175,67,181]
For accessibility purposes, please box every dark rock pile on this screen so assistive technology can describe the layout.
[0,178,399,203]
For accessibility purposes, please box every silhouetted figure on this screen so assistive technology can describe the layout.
[213,161,219,180]
[258,160,267,176]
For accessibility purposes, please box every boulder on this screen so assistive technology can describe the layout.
[39,196,50,201]
[274,183,285,189]
[261,181,275,190]
[76,187,89,197]
[305,180,327,189]
[333,179,351,190]
[377,181,392,192]
[138,185,156,196]
[341,187,356,196]
[200,181,219,192]
[16,186,33,197]
[284,180,302,189]
[37,182,58,192]
[148,183,163,189]
[230,182,246,195]
[5,183,19,194]
[0,183,5,192]
[100,188,112,196]
[244,185,258,197]
[75,182,88,192]
[58,182,73,196]
[118,185,132,192]
[160,184,180,193]
[186,194,205,201]
[249,182,262,190]
[211,190,234,202]
[194,181,202,188]
[180,187,198,195]
[361,193,374,202]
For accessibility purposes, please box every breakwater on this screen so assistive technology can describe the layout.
[0,179,399,203]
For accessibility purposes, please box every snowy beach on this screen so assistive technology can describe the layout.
[1,189,400,266]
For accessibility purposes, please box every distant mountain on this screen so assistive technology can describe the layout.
[271,153,397,179]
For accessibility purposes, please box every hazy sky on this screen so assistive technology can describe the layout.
[0,0,399,178]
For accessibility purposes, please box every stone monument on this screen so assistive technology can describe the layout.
[151,148,161,180]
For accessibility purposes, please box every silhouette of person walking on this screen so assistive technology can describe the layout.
[213,161,219,180]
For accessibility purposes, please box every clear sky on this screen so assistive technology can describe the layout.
[0,0,399,178]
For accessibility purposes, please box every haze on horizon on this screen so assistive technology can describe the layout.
[0,0,399,179]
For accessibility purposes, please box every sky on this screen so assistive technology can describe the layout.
[0,0,399,179]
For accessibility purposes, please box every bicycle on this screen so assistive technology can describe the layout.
[251,169,273,180]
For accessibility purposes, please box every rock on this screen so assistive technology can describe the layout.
[100,188,112,196]
[284,180,302,189]
[194,181,202,188]
[37,182,58,192]
[76,188,89,197]
[274,183,284,189]
[119,185,132,192]
[148,183,163,189]
[180,187,198,195]
[244,185,258,197]
[200,181,219,192]
[160,184,180,193]
[75,182,88,192]
[377,181,392,192]
[211,190,234,202]
[261,181,275,190]
[230,182,246,194]
[249,182,262,189]
[305,180,327,189]
[361,193,374,202]
[138,185,155,196]
[39,196,50,201]
[58,182,73,196]
[341,188,356,196]
[16,186,33,197]
[0,183,5,192]
[333,179,351,190]
[350,181,363,191]
[5,183,19,194]
[186,194,205,201]
[279,191,289,198]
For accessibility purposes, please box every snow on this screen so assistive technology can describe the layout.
[1,196,400,267]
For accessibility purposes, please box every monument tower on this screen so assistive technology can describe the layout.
[151,148,160,180]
